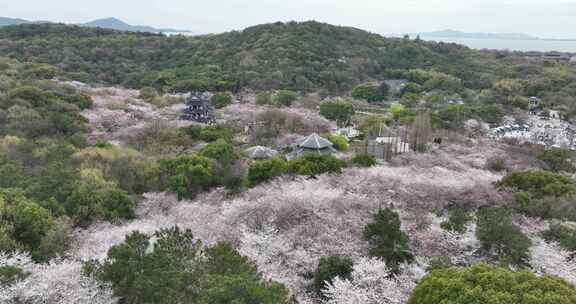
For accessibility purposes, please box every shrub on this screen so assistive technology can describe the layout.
[537,148,574,172]
[476,207,531,266]
[485,156,507,172]
[210,92,233,109]
[312,256,353,295]
[363,208,414,273]
[139,86,159,101]
[288,154,345,176]
[247,157,288,187]
[408,264,576,304]
[100,189,136,222]
[160,154,215,200]
[274,90,297,107]
[542,223,576,251]
[181,125,234,142]
[513,191,576,220]
[35,217,74,262]
[324,133,348,151]
[351,84,387,102]
[440,206,472,233]
[222,175,246,195]
[496,170,576,198]
[352,154,377,167]
[89,227,289,304]
[63,93,93,110]
[200,139,239,168]
[256,91,273,105]
[319,101,355,126]
[0,265,28,286]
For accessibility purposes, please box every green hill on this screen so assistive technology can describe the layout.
[0,21,539,93]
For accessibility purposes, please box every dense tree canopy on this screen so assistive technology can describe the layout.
[409,264,576,304]
[363,208,414,273]
[88,226,289,304]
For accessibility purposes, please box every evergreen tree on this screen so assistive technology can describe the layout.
[363,208,414,273]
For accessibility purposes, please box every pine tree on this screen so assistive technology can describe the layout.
[363,208,414,273]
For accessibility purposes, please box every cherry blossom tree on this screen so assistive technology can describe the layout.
[0,252,116,304]
[322,257,417,304]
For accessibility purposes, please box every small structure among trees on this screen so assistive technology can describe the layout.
[287,133,336,160]
[182,91,214,123]
[245,146,279,160]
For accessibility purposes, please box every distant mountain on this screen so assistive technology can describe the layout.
[0,17,30,27]
[415,30,539,40]
[0,16,191,33]
[81,17,191,33]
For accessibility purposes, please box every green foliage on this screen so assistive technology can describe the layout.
[200,139,238,167]
[63,93,93,110]
[247,157,288,187]
[359,114,389,135]
[497,170,576,198]
[274,90,298,107]
[35,217,74,262]
[324,133,348,151]
[434,104,504,129]
[160,154,215,200]
[400,82,422,95]
[2,21,574,103]
[256,91,273,105]
[408,264,576,304]
[90,227,202,303]
[389,102,412,122]
[476,207,531,266]
[12,200,54,249]
[312,256,353,295]
[319,101,355,126]
[181,125,234,142]
[363,208,414,273]
[542,223,576,251]
[352,84,386,102]
[138,86,159,101]
[288,154,346,176]
[537,148,574,172]
[0,265,28,286]
[485,156,508,172]
[0,189,54,256]
[440,206,472,233]
[89,227,289,304]
[351,154,377,167]
[513,192,576,221]
[0,22,517,95]
[65,177,135,226]
[100,189,136,221]
[210,92,233,109]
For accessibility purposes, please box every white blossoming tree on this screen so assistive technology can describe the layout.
[322,257,416,304]
[0,252,116,304]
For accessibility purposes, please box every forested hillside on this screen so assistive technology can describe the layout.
[0,21,513,93]
[1,20,576,304]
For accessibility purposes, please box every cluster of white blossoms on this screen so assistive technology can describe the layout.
[3,142,570,303]
[531,239,576,285]
[322,257,417,304]
[0,252,116,304]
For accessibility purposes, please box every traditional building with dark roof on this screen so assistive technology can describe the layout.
[245,146,279,160]
[182,91,214,123]
[286,133,336,160]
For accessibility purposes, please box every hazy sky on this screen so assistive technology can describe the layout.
[2,0,575,38]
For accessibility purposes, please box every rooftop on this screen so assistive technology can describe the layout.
[298,133,333,149]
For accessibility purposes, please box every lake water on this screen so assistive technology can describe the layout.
[419,36,576,53]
